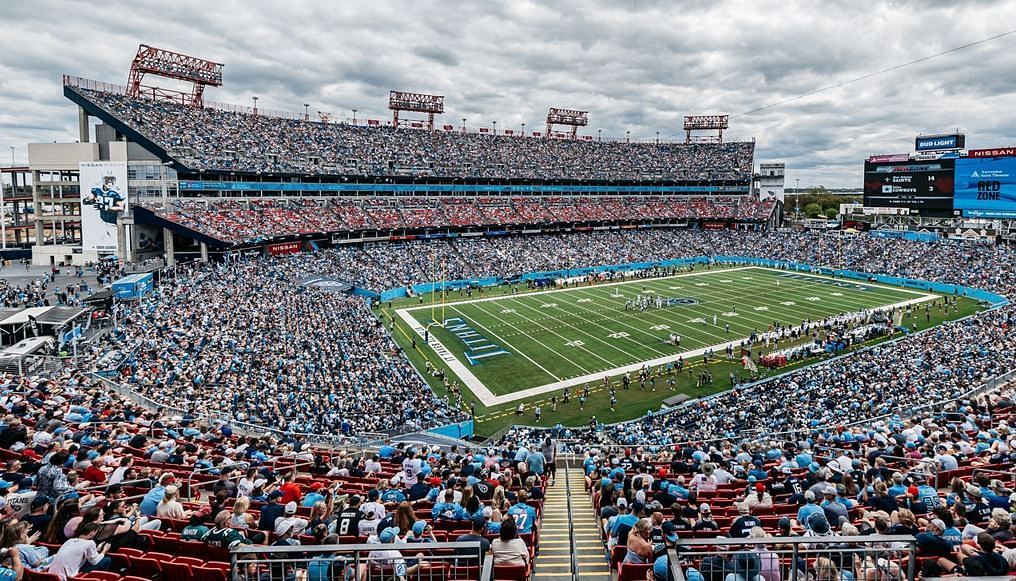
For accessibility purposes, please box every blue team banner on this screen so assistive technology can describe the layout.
[954,157,1016,218]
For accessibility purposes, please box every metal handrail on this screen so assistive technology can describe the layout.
[76,478,153,494]
[812,448,940,488]
[564,453,578,581]
[671,535,919,581]
[183,459,317,502]
[230,540,492,580]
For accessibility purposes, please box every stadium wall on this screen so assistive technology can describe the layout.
[427,419,475,440]
[379,256,1008,307]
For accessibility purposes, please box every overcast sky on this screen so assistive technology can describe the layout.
[2,0,1015,187]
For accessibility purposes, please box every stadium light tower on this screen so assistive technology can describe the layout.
[352,109,357,125]
[683,115,729,144]
[461,118,466,132]
[492,121,497,135]
[252,96,258,115]
[303,104,309,121]
[545,107,588,140]
[126,44,224,107]
[795,178,801,219]
[521,122,525,137]
[388,90,444,130]
[598,129,602,142]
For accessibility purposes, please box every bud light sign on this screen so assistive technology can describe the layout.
[915,134,964,152]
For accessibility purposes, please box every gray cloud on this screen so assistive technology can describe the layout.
[1,0,1015,187]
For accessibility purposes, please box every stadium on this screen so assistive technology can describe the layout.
[0,11,1014,581]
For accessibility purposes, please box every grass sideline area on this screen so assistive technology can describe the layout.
[376,265,983,437]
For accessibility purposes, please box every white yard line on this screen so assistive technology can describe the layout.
[396,266,942,407]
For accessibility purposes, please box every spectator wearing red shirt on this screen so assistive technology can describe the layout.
[279,472,303,505]
[81,461,107,486]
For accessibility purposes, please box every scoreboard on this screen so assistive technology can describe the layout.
[863,159,955,217]
[954,156,1016,218]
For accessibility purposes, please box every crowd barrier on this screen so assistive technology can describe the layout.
[230,541,493,581]
[427,418,475,440]
[670,535,919,581]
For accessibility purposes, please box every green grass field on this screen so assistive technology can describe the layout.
[378,265,982,436]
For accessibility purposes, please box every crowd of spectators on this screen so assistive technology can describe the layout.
[89,254,466,438]
[141,196,775,244]
[578,381,1014,579]
[0,371,550,579]
[74,88,753,182]
[0,223,1013,577]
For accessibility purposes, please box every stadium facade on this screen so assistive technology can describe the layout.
[20,69,781,266]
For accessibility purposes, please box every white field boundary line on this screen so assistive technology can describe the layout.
[397,267,942,407]
[400,266,756,313]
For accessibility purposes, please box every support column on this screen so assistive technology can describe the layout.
[116,222,129,263]
[32,171,43,245]
[163,228,175,266]
[78,108,90,143]
[200,242,208,263]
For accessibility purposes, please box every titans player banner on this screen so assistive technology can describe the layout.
[80,161,128,254]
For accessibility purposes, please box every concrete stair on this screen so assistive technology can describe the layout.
[534,455,611,581]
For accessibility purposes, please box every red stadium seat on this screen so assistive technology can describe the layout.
[492,564,529,581]
[618,562,654,581]
[76,573,121,581]
[192,567,228,581]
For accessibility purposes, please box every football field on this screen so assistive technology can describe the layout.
[394,266,939,407]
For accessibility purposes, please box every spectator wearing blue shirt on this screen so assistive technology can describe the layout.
[507,491,537,534]
[525,449,545,476]
[432,490,468,521]
[796,491,823,530]
[301,482,326,508]
[139,473,176,517]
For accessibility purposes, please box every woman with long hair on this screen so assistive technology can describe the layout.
[623,519,655,564]
[464,494,482,520]
[1,521,49,570]
[393,501,417,536]
[45,499,81,544]
[867,481,898,514]
[491,517,529,566]
[229,496,257,530]
[946,477,968,507]
[813,557,849,581]
[841,473,858,499]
